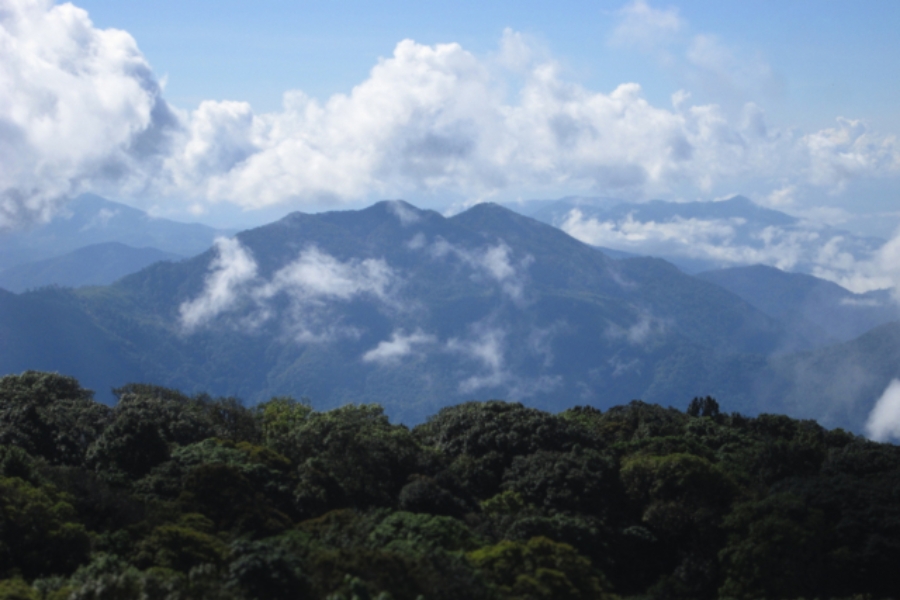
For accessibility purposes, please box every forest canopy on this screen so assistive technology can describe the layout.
[0,370,898,600]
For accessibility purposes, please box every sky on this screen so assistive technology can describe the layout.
[1,0,899,232]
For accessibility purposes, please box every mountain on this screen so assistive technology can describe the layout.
[697,264,900,343]
[0,287,144,401]
[0,194,230,271]
[765,322,900,432]
[511,195,886,277]
[0,242,183,292]
[0,200,796,420]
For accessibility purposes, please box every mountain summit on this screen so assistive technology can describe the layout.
[1,200,792,421]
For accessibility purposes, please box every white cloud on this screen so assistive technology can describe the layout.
[804,118,900,191]
[442,321,563,398]
[386,200,421,225]
[0,0,177,229]
[865,379,900,442]
[179,240,399,341]
[362,329,436,364]
[558,206,900,291]
[428,237,531,300]
[258,246,395,304]
[3,0,899,230]
[447,324,509,393]
[179,237,258,330]
[606,312,669,346]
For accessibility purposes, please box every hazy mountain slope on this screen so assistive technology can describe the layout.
[0,194,229,270]
[21,201,785,422]
[697,264,899,343]
[0,288,142,403]
[765,322,900,432]
[0,242,182,292]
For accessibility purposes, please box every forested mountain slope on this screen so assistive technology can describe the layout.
[0,242,182,292]
[697,264,899,343]
[0,201,793,420]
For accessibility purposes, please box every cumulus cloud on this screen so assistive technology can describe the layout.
[865,379,900,442]
[0,0,177,229]
[3,0,900,230]
[362,329,436,365]
[179,239,399,341]
[804,118,900,191]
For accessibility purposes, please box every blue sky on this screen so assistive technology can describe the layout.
[1,0,899,233]
[74,0,900,132]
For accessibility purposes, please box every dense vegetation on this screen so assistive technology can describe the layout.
[0,371,898,599]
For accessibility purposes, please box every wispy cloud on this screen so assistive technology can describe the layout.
[362,329,436,365]
[609,0,684,52]
[179,239,399,341]
[447,324,506,388]
[428,237,532,300]
[606,312,669,346]
[180,237,258,330]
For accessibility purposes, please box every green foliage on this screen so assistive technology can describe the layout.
[275,404,429,515]
[0,373,897,599]
[0,477,90,579]
[134,524,228,572]
[368,511,480,553]
[0,372,110,466]
[466,536,613,600]
[502,447,621,517]
[0,579,38,600]
[718,494,828,599]
[415,400,598,460]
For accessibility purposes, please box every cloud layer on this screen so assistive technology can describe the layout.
[558,205,899,293]
[2,0,899,230]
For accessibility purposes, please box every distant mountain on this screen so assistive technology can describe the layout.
[0,287,143,401]
[697,264,900,343]
[765,322,900,432]
[0,242,182,292]
[511,195,886,277]
[0,200,795,419]
[0,194,230,271]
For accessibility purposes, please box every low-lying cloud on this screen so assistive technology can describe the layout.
[180,237,258,330]
[428,238,532,300]
[865,379,900,442]
[180,239,399,341]
[3,0,899,230]
[559,206,898,293]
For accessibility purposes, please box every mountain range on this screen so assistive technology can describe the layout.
[0,194,229,272]
[510,195,886,277]
[2,196,900,433]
